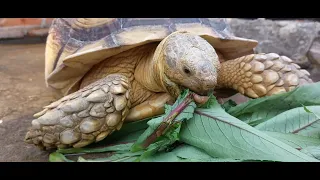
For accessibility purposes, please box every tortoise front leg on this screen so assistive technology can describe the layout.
[216,53,313,98]
[125,93,175,122]
[24,74,131,150]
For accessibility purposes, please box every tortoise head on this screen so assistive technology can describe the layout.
[154,31,221,97]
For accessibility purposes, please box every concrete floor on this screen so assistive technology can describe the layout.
[0,43,56,162]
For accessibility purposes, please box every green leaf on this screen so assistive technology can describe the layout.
[263,131,320,149]
[300,146,320,160]
[141,144,244,162]
[49,152,74,162]
[77,151,143,162]
[255,106,320,138]
[172,144,245,162]
[52,117,150,159]
[179,96,319,162]
[227,82,320,125]
[131,89,196,155]
[98,117,151,145]
[57,143,134,155]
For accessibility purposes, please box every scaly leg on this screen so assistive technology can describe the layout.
[125,93,175,122]
[24,74,131,150]
[216,53,313,98]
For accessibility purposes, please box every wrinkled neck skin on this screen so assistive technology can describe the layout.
[134,42,181,98]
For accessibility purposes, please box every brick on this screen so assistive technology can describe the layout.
[0,18,54,39]
[0,18,54,27]
[28,28,50,36]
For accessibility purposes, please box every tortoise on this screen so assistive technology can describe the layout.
[24,18,313,150]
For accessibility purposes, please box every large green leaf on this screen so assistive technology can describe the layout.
[57,143,134,154]
[263,131,320,149]
[227,82,320,125]
[300,146,320,160]
[255,106,320,138]
[141,144,244,162]
[77,151,143,162]
[179,97,319,162]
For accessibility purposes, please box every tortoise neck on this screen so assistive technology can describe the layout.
[150,40,181,98]
[134,43,166,93]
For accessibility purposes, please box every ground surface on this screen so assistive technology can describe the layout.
[0,42,319,162]
[0,42,56,162]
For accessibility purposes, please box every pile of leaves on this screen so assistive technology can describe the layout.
[49,82,320,162]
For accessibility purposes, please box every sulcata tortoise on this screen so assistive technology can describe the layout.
[24,18,313,150]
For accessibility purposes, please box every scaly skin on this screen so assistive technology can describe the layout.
[25,31,313,150]
[216,53,313,98]
[25,74,131,149]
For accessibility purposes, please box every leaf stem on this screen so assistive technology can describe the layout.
[141,92,195,148]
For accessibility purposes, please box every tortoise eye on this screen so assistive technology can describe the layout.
[183,67,191,75]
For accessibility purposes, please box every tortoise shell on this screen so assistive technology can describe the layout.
[45,18,258,96]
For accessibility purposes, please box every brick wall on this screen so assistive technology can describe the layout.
[0,18,54,39]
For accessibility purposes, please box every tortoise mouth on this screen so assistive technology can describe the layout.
[179,85,214,96]
[179,85,212,105]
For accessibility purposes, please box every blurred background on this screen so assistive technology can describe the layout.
[0,18,319,162]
